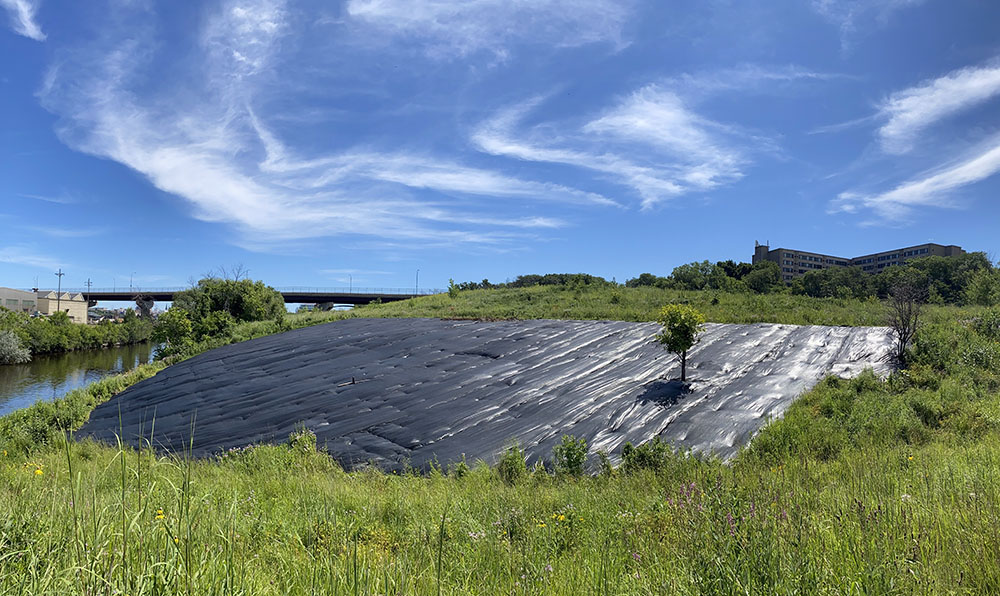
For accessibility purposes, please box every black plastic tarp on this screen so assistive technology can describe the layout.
[78,318,892,470]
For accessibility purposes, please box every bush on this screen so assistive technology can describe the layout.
[621,437,671,473]
[496,442,527,485]
[288,426,317,453]
[0,330,30,364]
[552,435,587,477]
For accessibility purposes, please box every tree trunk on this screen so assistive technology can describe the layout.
[680,350,687,382]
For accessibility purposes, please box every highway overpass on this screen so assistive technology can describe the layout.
[35,287,443,307]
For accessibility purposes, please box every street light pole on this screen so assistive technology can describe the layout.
[349,274,352,293]
[415,269,419,295]
[55,269,64,313]
[130,272,135,293]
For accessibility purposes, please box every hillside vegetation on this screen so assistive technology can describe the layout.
[2,285,1000,594]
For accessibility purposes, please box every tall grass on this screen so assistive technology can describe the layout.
[1,290,998,593]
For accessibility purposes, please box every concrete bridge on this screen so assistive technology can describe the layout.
[36,287,443,308]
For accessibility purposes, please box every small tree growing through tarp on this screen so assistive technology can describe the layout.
[656,304,706,382]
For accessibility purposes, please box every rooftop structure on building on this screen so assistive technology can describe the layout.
[752,242,965,283]
[0,287,90,323]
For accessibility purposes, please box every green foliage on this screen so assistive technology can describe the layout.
[620,437,671,473]
[47,311,71,326]
[0,307,151,359]
[4,287,1000,592]
[172,276,284,325]
[667,260,731,291]
[965,268,1000,306]
[194,310,237,340]
[156,276,283,354]
[151,307,192,345]
[288,426,317,453]
[743,261,782,293]
[0,330,31,364]
[448,278,459,299]
[496,442,527,485]
[656,304,706,354]
[656,304,706,381]
[625,272,669,288]
[552,435,587,477]
[0,359,169,454]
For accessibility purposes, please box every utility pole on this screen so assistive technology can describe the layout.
[130,272,135,293]
[349,274,352,293]
[55,269,64,312]
[85,278,92,304]
[415,269,419,295]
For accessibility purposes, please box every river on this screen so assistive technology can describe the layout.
[0,343,156,417]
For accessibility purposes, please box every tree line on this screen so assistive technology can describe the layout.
[0,309,152,364]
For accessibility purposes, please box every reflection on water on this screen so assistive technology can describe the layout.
[0,343,156,417]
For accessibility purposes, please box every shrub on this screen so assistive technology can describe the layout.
[621,437,671,474]
[552,434,587,477]
[0,330,30,364]
[288,426,317,453]
[496,442,527,485]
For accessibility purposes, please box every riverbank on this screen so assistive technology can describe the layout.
[1,288,998,593]
[0,308,152,360]
[0,342,156,418]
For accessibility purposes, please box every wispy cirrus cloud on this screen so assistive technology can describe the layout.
[344,0,631,58]
[38,0,610,253]
[26,225,106,238]
[877,62,1000,154]
[669,64,848,97]
[812,0,924,47]
[473,85,756,209]
[0,245,64,270]
[18,192,76,204]
[0,0,45,41]
[831,136,1000,220]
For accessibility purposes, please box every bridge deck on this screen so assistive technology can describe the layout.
[33,287,442,305]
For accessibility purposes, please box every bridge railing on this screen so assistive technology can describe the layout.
[33,286,446,296]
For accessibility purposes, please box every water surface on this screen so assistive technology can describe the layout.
[0,343,155,417]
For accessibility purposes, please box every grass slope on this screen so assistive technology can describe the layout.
[1,286,999,594]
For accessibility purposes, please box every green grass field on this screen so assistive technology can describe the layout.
[1,286,999,594]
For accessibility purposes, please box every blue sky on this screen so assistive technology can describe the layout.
[1,0,999,295]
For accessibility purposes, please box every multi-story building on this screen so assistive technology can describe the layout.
[752,242,965,283]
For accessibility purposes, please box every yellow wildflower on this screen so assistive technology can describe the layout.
[536,522,546,528]
[557,514,565,522]
[173,537,179,544]
[155,509,165,520]
[34,468,43,476]
[908,455,914,461]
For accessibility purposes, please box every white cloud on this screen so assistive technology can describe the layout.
[0,245,64,270]
[670,64,847,96]
[473,87,751,208]
[38,0,605,252]
[18,192,76,204]
[877,63,1000,154]
[202,0,286,79]
[0,0,45,41]
[831,137,1000,220]
[27,225,106,238]
[812,0,923,46]
[344,0,630,57]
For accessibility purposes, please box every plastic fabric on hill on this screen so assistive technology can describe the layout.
[78,318,893,470]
